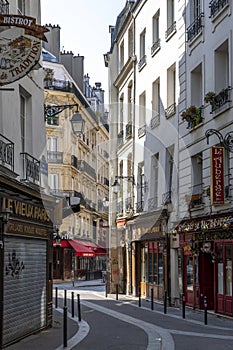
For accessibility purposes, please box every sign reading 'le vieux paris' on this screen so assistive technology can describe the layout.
[0,14,49,86]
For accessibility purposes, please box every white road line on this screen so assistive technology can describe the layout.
[170,329,233,340]
[81,300,175,350]
[54,307,90,350]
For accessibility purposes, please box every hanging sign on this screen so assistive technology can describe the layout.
[0,14,49,86]
[211,146,225,205]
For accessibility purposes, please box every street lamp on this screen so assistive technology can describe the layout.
[70,112,85,137]
[53,222,61,247]
[112,176,135,194]
[44,103,79,119]
[205,129,233,152]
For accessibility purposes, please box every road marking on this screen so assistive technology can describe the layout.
[81,300,174,350]
[170,329,233,340]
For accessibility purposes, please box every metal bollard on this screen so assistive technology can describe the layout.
[182,293,185,319]
[204,296,208,325]
[55,287,58,308]
[138,286,141,307]
[71,291,74,318]
[116,284,118,301]
[64,289,67,307]
[105,282,108,298]
[164,290,167,314]
[151,288,154,310]
[77,294,81,322]
[63,306,67,348]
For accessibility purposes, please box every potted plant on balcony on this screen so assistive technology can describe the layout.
[181,105,202,129]
[204,91,216,104]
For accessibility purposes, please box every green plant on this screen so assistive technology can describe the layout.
[204,91,216,104]
[181,105,202,128]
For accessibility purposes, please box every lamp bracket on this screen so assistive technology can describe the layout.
[205,129,233,153]
[44,103,79,119]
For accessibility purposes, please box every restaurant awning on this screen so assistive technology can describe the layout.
[76,240,106,256]
[69,240,95,257]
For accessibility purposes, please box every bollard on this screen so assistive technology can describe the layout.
[151,288,154,311]
[71,292,74,318]
[138,286,141,307]
[116,284,118,301]
[55,287,58,309]
[64,289,67,307]
[164,290,167,314]
[105,282,108,298]
[63,306,68,348]
[204,296,208,325]
[77,294,81,322]
[182,293,185,319]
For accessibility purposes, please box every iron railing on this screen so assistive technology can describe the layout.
[162,191,172,205]
[165,103,176,118]
[150,114,160,129]
[126,122,133,139]
[165,21,176,39]
[187,13,204,43]
[117,130,124,146]
[47,151,63,163]
[210,88,231,113]
[138,125,146,138]
[209,0,228,18]
[0,134,14,171]
[77,160,96,180]
[138,55,147,71]
[20,152,40,184]
[151,39,161,56]
[136,200,144,213]
[0,0,9,14]
[148,196,158,211]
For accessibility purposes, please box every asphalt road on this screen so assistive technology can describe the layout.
[54,283,233,350]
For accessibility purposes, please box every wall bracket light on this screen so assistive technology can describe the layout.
[44,103,79,120]
[205,129,233,153]
[112,176,135,194]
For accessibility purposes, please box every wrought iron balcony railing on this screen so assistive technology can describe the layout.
[47,151,63,163]
[150,113,160,129]
[136,200,144,213]
[104,177,109,187]
[209,0,228,18]
[148,196,158,211]
[165,21,176,40]
[20,153,40,184]
[77,160,96,180]
[162,191,172,205]
[0,0,9,14]
[187,13,204,43]
[210,88,231,113]
[165,103,176,118]
[71,155,78,168]
[125,197,133,211]
[151,39,161,56]
[125,122,133,139]
[117,130,124,146]
[138,125,146,138]
[0,134,14,171]
[138,55,147,71]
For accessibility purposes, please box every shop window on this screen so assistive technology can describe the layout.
[186,256,193,291]
[226,245,232,296]
[217,245,224,294]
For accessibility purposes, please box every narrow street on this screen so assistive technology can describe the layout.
[54,282,233,350]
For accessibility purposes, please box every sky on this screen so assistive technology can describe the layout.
[41,0,126,99]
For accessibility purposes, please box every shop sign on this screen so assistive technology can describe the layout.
[211,146,225,205]
[7,222,48,238]
[177,215,232,233]
[1,197,51,223]
[0,14,49,86]
[195,230,233,241]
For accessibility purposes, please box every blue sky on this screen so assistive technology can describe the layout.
[41,0,126,99]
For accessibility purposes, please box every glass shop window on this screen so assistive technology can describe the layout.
[217,245,223,295]
[186,256,193,290]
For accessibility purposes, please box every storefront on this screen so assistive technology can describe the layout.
[177,213,233,316]
[0,178,54,348]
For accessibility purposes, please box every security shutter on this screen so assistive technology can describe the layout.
[3,236,47,346]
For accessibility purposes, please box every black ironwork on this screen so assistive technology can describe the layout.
[162,191,172,205]
[136,200,144,213]
[187,13,204,42]
[209,0,228,18]
[0,0,9,14]
[0,134,14,171]
[138,55,147,71]
[77,160,96,180]
[117,130,124,146]
[150,114,160,129]
[47,151,63,163]
[148,196,158,210]
[138,124,146,138]
[44,103,79,119]
[20,152,40,184]
[151,39,161,55]
[210,88,230,113]
[165,103,176,118]
[205,129,233,152]
[125,122,133,139]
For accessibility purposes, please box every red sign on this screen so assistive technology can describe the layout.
[211,146,225,205]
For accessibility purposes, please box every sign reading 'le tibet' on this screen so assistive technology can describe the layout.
[211,146,225,205]
[0,14,49,86]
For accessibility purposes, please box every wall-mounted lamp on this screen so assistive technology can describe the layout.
[112,176,135,194]
[70,112,85,137]
[52,222,61,247]
[205,129,233,153]
[171,229,177,236]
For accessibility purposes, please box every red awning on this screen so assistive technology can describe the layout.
[68,240,95,257]
[75,240,106,256]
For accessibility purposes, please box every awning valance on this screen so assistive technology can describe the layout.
[69,240,95,257]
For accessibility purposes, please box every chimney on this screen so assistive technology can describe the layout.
[42,24,61,61]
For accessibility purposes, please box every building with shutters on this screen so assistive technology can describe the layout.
[0,0,54,347]
[43,25,109,282]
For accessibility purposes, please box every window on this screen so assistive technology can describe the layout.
[47,137,58,152]
[187,0,202,42]
[138,92,146,137]
[128,82,133,124]
[149,153,159,209]
[18,0,25,14]
[138,29,146,70]
[20,95,26,153]
[152,78,160,116]
[190,153,203,207]
[215,40,229,92]
[164,146,174,203]
[48,174,58,191]
[152,10,160,55]
[120,40,124,70]
[191,63,202,107]
[137,162,145,212]
[128,26,134,57]
[190,0,201,22]
[166,63,176,118]
[166,0,176,39]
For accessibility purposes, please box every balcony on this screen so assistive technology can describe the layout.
[151,39,161,56]
[188,184,203,208]
[165,103,176,118]
[77,160,96,180]
[71,155,78,168]
[150,114,160,129]
[205,88,231,114]
[162,191,172,205]
[181,106,203,129]
[187,13,204,43]
[209,0,228,18]
[138,125,146,138]
[0,134,14,171]
[0,0,9,14]
[165,21,176,40]
[104,177,109,187]
[138,55,147,71]
[20,153,40,185]
[117,130,124,147]
[125,197,133,211]
[125,122,133,139]
[148,196,158,211]
[136,200,144,213]
[47,151,63,163]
